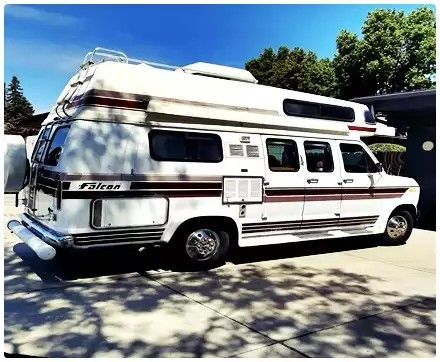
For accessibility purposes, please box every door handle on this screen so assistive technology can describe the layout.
[343,179,354,183]
[307,178,319,184]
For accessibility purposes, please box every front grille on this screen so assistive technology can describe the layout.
[72,227,165,246]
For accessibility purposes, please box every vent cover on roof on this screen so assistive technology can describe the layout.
[181,62,258,84]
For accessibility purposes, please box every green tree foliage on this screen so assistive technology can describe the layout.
[245,6,435,99]
[334,6,435,98]
[245,47,336,96]
[4,76,35,135]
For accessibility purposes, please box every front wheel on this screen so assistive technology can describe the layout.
[383,210,414,245]
[172,225,230,270]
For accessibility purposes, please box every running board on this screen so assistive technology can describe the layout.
[240,228,376,247]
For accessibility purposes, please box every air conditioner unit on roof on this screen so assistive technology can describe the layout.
[181,62,258,84]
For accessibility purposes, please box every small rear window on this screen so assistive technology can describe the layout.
[44,126,70,166]
[149,130,223,163]
[32,126,52,162]
[283,99,355,122]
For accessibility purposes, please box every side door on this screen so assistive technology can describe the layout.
[336,140,385,227]
[30,124,70,220]
[261,136,305,226]
[301,139,342,229]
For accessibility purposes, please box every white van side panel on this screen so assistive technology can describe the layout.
[26,119,419,248]
[59,121,140,174]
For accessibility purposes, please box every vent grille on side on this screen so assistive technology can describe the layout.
[229,144,244,157]
[246,145,259,157]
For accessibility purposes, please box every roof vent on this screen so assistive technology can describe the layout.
[181,62,258,84]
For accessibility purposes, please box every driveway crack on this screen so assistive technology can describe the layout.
[138,270,311,357]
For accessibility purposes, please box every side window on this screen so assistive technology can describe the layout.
[32,126,51,162]
[304,141,334,173]
[44,126,70,166]
[266,138,300,172]
[283,99,355,122]
[149,130,223,163]
[340,143,377,173]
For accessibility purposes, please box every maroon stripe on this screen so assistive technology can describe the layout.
[69,96,148,110]
[72,89,147,102]
[305,195,341,201]
[342,193,404,200]
[265,189,304,196]
[69,89,277,115]
[267,187,408,196]
[348,125,376,132]
[264,196,304,203]
[130,182,222,190]
[343,188,407,194]
[164,190,221,197]
[266,193,404,202]
[52,172,222,182]
[62,190,221,199]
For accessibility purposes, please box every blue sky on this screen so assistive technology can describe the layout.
[4,4,432,113]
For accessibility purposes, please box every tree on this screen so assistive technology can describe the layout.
[5,76,34,134]
[245,47,337,97]
[334,6,436,98]
[245,6,435,100]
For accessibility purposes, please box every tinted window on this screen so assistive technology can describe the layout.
[340,143,377,173]
[32,126,51,162]
[283,99,355,122]
[304,141,334,172]
[364,110,376,124]
[44,126,70,166]
[149,130,223,162]
[266,139,300,172]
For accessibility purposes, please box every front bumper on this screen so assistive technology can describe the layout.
[10,213,74,249]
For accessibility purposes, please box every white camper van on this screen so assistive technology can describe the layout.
[5,48,420,268]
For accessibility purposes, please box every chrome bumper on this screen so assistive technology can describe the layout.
[12,213,74,249]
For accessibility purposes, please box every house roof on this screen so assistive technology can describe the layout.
[352,89,435,126]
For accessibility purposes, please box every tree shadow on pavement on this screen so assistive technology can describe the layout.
[4,235,436,358]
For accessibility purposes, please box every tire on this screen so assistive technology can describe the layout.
[171,224,230,270]
[382,210,414,245]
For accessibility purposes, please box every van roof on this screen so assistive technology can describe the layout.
[44,48,377,138]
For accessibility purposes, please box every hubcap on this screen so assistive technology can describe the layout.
[386,215,408,239]
[186,229,220,261]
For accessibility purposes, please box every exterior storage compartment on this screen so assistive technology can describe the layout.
[92,197,169,228]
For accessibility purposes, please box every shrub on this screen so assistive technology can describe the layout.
[368,143,406,153]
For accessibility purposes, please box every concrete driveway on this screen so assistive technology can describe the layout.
[3,195,436,357]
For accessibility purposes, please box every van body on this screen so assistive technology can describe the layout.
[6,48,419,267]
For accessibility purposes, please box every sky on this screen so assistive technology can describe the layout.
[4,3,432,113]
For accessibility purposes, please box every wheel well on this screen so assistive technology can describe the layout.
[172,216,239,248]
[391,204,417,220]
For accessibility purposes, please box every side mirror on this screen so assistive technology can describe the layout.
[375,162,383,173]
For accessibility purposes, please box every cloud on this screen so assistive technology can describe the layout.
[5,5,81,26]
[5,38,87,74]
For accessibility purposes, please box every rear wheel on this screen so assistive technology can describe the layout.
[172,224,230,269]
[383,210,413,245]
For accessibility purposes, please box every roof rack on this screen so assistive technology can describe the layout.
[81,47,179,70]
[80,47,256,83]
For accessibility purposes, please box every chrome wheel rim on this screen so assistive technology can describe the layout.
[185,229,220,261]
[386,215,408,239]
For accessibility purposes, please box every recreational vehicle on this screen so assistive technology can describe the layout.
[5,48,420,268]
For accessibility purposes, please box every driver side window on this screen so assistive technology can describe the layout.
[44,126,70,166]
[339,143,377,173]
